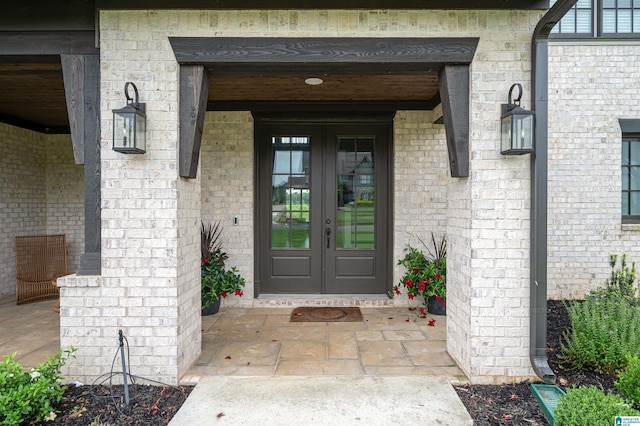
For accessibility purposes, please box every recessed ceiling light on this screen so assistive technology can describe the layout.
[305,77,324,86]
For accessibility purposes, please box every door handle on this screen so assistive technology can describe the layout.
[325,227,332,249]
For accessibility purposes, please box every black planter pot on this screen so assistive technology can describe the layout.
[201,299,221,316]
[427,296,446,316]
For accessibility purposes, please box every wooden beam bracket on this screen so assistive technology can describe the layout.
[179,65,210,179]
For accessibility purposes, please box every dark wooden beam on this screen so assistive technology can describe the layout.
[0,31,97,55]
[170,37,479,71]
[97,0,549,9]
[208,100,436,112]
[438,64,470,178]
[0,113,69,134]
[0,1,95,31]
[63,54,101,275]
[179,65,209,179]
[62,55,86,164]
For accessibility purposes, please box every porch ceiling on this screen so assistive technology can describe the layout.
[0,62,440,133]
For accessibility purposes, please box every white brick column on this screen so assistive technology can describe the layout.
[59,10,201,385]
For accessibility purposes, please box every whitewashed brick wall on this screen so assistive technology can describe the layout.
[393,110,448,294]
[0,124,46,296]
[200,112,254,307]
[548,43,640,299]
[45,134,84,274]
[58,8,542,385]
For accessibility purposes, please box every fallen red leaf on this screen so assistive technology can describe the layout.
[225,355,231,359]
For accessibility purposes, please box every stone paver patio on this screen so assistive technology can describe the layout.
[0,297,467,385]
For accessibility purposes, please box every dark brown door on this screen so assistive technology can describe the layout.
[256,122,390,294]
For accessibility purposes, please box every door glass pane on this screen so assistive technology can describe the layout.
[632,192,640,215]
[631,141,640,165]
[271,136,310,249]
[632,167,640,190]
[337,137,375,249]
[623,166,630,190]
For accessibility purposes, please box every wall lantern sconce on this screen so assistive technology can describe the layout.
[112,82,146,154]
[501,83,534,155]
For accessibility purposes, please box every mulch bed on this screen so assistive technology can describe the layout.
[27,300,614,425]
[28,384,193,426]
[454,300,618,425]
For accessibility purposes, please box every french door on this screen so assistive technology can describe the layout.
[256,121,390,294]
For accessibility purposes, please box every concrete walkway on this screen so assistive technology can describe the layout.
[169,376,473,425]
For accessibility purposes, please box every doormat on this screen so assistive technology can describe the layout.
[290,307,363,323]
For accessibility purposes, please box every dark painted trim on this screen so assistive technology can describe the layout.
[179,65,210,179]
[619,119,640,133]
[62,55,86,164]
[0,114,69,134]
[438,65,470,178]
[213,101,436,112]
[97,0,549,9]
[252,111,396,122]
[529,0,578,385]
[72,55,101,275]
[0,31,97,55]
[170,37,479,70]
[0,1,95,31]
[172,36,478,180]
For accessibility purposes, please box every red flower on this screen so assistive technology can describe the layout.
[434,273,441,280]
[393,285,401,295]
[234,289,243,296]
[428,319,436,326]
[425,278,431,284]
[418,281,425,292]
[412,268,419,273]
[408,293,415,300]
[419,308,426,316]
[404,278,413,287]
[435,295,442,301]
[204,258,209,265]
[220,291,228,298]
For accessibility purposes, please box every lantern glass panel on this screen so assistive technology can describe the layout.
[135,112,146,152]
[113,111,136,151]
[512,113,533,151]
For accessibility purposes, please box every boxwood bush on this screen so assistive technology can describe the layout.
[555,386,640,426]
[0,348,75,425]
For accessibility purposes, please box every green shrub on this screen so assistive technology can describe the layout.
[0,348,75,425]
[560,297,640,374]
[555,386,640,426]
[616,354,640,410]
[590,254,639,306]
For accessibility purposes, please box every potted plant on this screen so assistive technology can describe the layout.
[395,232,447,315]
[201,221,245,315]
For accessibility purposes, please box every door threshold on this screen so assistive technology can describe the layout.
[253,294,395,308]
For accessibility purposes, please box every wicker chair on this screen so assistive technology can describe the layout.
[15,234,69,305]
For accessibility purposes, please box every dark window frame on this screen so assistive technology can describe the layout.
[551,0,640,39]
[620,119,640,224]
